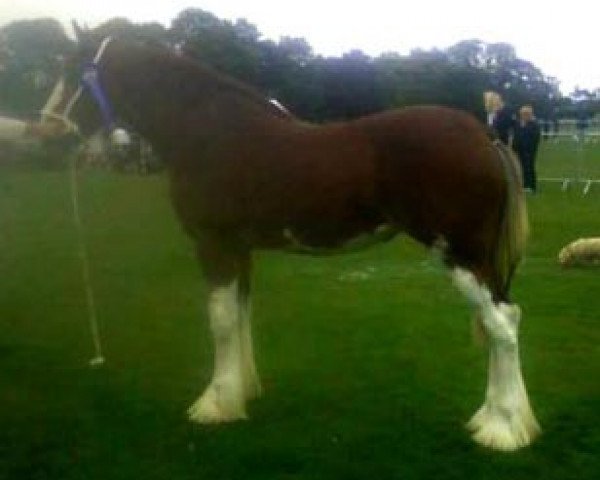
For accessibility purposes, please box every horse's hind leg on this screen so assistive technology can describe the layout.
[452,268,540,451]
[188,237,253,423]
[238,254,262,400]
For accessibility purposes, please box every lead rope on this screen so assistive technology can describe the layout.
[69,151,105,367]
[37,110,104,367]
[48,111,105,367]
[43,36,115,367]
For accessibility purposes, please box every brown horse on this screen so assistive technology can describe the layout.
[50,29,540,451]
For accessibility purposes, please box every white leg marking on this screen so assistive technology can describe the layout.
[188,280,247,423]
[239,296,262,400]
[452,268,541,450]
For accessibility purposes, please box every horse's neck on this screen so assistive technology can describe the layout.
[107,47,280,151]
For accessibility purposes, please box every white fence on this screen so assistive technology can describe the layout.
[539,120,600,194]
[541,118,600,143]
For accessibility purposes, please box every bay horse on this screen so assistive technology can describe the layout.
[49,28,540,451]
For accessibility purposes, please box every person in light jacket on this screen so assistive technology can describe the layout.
[0,113,63,142]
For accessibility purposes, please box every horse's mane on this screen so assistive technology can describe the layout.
[112,38,294,121]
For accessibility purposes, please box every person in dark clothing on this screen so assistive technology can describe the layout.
[493,105,515,145]
[513,105,541,193]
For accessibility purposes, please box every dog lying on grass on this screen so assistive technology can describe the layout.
[558,238,600,267]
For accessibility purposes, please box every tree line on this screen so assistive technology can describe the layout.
[1,10,598,123]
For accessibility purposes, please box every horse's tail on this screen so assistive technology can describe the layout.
[493,140,529,300]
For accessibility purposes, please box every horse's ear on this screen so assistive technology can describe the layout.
[72,20,86,45]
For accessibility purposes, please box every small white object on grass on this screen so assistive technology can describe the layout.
[89,356,105,368]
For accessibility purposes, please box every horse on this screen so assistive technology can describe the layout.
[48,26,540,451]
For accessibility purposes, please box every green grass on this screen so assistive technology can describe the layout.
[537,139,600,180]
[1,143,599,480]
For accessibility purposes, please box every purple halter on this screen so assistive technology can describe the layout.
[81,61,116,133]
[62,37,130,146]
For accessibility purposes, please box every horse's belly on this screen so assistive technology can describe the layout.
[279,223,398,255]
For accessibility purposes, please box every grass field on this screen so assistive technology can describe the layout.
[1,142,599,479]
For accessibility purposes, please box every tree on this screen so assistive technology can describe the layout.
[446,39,487,69]
[169,9,263,86]
[1,7,573,127]
[373,49,490,119]
[315,50,385,119]
[90,17,169,45]
[0,18,72,116]
[257,37,324,119]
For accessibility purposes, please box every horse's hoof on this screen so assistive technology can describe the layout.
[467,404,541,451]
[187,384,248,424]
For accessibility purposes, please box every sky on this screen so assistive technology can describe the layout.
[1,0,598,95]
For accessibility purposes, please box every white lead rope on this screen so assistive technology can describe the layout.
[69,152,105,367]
[67,37,114,367]
[40,37,115,367]
[68,152,105,367]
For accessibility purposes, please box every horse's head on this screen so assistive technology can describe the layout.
[45,21,130,146]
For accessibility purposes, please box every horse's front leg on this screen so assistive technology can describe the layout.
[188,238,251,423]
